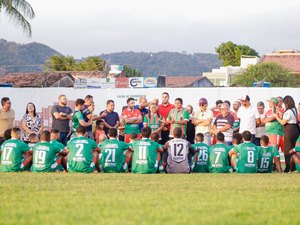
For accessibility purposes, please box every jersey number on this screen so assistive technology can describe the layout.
[75,144,84,157]
[247,151,255,163]
[105,149,116,163]
[260,157,269,169]
[173,143,184,156]
[35,151,46,164]
[2,147,13,161]
[214,151,221,164]
[138,146,147,160]
[198,149,208,161]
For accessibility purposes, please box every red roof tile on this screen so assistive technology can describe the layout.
[165,76,202,87]
[260,53,300,73]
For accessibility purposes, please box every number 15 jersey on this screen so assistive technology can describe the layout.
[165,138,194,174]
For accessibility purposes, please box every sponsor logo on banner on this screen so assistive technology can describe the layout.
[143,77,157,88]
[129,77,144,88]
[74,78,87,88]
[100,78,115,89]
[115,78,129,88]
[87,79,102,88]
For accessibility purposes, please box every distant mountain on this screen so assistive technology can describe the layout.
[101,51,221,76]
[0,39,61,73]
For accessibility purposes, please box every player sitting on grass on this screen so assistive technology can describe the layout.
[66,126,101,173]
[0,128,32,172]
[28,133,39,149]
[164,127,195,174]
[150,132,164,173]
[99,128,130,173]
[229,131,259,173]
[208,132,232,173]
[50,129,68,171]
[289,145,300,173]
[257,135,282,173]
[191,133,210,173]
[32,131,68,172]
[130,127,163,174]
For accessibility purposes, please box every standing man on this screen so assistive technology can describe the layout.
[121,97,142,143]
[134,96,149,131]
[158,92,175,144]
[232,101,241,133]
[0,97,15,145]
[212,103,235,146]
[82,95,97,139]
[167,98,189,138]
[72,99,93,137]
[192,98,214,146]
[237,95,260,142]
[255,101,266,146]
[51,94,73,146]
[99,100,120,135]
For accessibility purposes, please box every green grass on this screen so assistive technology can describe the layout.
[0,173,300,225]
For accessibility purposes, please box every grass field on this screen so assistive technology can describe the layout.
[0,173,300,225]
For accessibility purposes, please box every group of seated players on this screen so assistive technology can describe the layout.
[1,126,300,174]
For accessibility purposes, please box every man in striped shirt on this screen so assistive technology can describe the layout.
[166,98,189,138]
[211,103,234,146]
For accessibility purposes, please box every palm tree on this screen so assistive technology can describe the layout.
[0,0,35,37]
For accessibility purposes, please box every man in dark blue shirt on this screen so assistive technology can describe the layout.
[99,100,120,134]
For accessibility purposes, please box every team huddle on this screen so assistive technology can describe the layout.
[1,92,300,174]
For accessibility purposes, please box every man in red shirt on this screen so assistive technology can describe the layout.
[158,92,174,144]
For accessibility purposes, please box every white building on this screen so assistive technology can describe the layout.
[204,56,259,86]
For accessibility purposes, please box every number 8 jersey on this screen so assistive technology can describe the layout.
[165,138,194,174]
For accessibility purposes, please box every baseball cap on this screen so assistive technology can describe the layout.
[267,97,278,104]
[199,98,208,105]
[239,94,250,102]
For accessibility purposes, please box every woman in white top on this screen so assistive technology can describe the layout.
[274,95,299,172]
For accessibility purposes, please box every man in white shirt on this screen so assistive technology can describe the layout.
[237,95,261,142]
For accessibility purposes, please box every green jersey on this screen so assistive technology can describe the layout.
[168,108,189,136]
[143,113,162,133]
[50,140,65,150]
[32,141,62,172]
[67,136,98,173]
[192,142,209,173]
[208,143,232,173]
[99,138,129,173]
[0,139,30,172]
[233,142,259,173]
[131,138,160,174]
[72,109,84,131]
[265,110,284,136]
[258,146,280,173]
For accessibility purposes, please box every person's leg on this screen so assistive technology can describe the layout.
[251,134,256,143]
[21,155,33,171]
[291,152,300,172]
[254,138,260,146]
[160,130,169,145]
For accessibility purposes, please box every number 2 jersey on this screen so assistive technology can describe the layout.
[165,138,195,174]
[99,138,129,173]
[67,136,98,173]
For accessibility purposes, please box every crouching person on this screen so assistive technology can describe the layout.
[0,128,32,172]
[66,126,100,173]
[32,131,68,172]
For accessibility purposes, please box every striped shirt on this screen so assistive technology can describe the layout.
[167,108,189,137]
[143,113,163,134]
[214,113,234,142]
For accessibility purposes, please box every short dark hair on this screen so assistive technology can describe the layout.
[245,95,250,102]
[141,127,152,138]
[1,97,9,106]
[150,132,159,142]
[11,127,21,134]
[216,132,225,142]
[75,98,85,106]
[224,100,231,107]
[175,98,183,105]
[85,95,93,100]
[195,133,204,142]
[51,129,60,134]
[76,126,87,134]
[242,131,252,141]
[232,133,242,145]
[41,131,51,142]
[162,92,169,97]
[108,128,117,138]
[4,129,12,140]
[96,120,104,126]
[173,127,182,138]
[216,100,223,106]
[129,133,138,140]
[260,135,269,145]
[127,97,135,104]
[29,133,38,141]
[106,100,114,105]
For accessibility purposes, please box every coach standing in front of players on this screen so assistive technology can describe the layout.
[237,95,260,142]
[273,95,300,172]
[0,97,15,145]
[51,95,73,146]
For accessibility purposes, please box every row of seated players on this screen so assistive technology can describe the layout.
[1,126,300,173]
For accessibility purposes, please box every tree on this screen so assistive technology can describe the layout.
[215,41,259,66]
[123,65,143,77]
[0,0,35,37]
[45,55,106,72]
[231,62,300,87]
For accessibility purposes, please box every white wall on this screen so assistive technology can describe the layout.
[0,87,299,121]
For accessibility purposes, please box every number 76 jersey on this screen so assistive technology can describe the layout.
[165,138,195,174]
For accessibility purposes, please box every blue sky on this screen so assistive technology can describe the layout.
[1,0,300,57]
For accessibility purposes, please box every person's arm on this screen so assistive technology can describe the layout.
[131,115,142,124]
[273,113,288,126]
[93,146,101,154]
[256,118,261,127]
[58,149,68,157]
[38,117,44,134]
[274,156,282,173]
[21,119,33,134]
